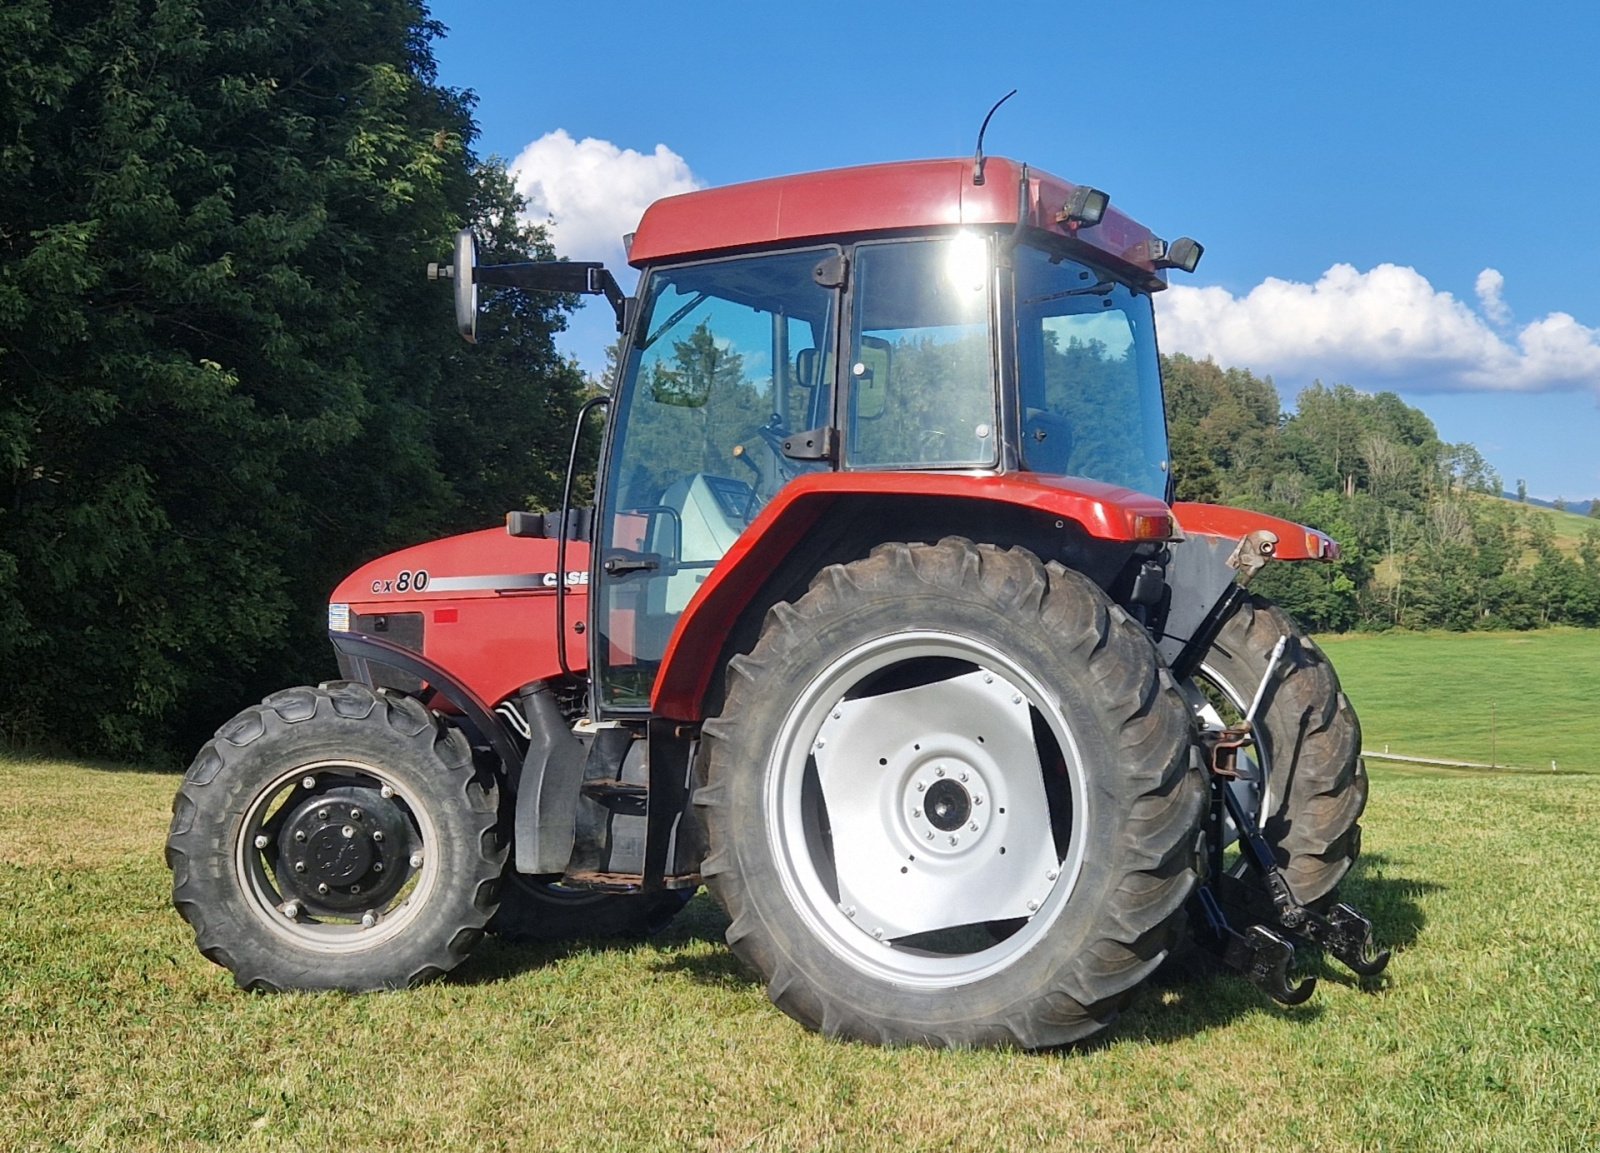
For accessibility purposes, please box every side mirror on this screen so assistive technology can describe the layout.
[426,229,480,343]
[452,229,478,343]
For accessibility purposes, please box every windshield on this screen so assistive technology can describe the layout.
[1012,244,1169,499]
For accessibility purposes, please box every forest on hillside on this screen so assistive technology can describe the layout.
[1162,355,1600,634]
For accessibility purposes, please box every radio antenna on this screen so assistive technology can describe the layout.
[972,89,1018,186]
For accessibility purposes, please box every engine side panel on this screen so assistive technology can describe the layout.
[329,527,589,707]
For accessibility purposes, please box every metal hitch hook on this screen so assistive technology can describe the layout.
[1229,924,1317,1006]
[1325,903,1393,977]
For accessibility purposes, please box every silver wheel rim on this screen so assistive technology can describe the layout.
[766,630,1088,988]
[233,759,439,953]
[1192,661,1275,836]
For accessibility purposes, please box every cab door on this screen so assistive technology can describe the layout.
[591,247,839,711]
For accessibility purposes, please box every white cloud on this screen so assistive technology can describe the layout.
[1475,268,1510,326]
[508,130,702,271]
[1158,263,1600,394]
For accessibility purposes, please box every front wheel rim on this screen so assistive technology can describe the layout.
[233,759,440,953]
[766,630,1089,989]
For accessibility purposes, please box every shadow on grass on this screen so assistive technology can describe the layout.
[453,852,1440,1045]
[448,890,733,987]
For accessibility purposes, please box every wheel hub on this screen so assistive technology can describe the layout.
[921,777,973,832]
[275,785,411,912]
[809,666,1063,941]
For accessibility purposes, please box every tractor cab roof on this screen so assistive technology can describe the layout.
[628,157,1171,290]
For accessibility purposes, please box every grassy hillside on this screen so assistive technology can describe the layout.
[1318,627,1599,771]
[1488,494,1599,555]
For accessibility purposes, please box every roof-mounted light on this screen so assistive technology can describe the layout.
[1152,236,1204,274]
[1054,185,1109,229]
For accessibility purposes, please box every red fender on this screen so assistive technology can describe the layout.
[1170,502,1339,560]
[650,471,1173,721]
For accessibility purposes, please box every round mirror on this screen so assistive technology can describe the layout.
[453,229,478,343]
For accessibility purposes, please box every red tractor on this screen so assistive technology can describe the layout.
[168,154,1387,1048]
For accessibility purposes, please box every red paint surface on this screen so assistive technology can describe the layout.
[629,157,1167,286]
[1171,502,1336,560]
[330,527,589,706]
[650,471,1173,720]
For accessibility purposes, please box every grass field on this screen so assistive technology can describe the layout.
[3,629,1598,1151]
[1319,627,1599,772]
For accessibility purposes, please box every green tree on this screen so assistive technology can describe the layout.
[0,1,583,755]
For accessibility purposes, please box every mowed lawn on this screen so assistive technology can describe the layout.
[2,629,1598,1151]
[1318,627,1600,772]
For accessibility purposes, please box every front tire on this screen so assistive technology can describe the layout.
[1186,595,1367,906]
[167,683,505,991]
[695,539,1204,1049]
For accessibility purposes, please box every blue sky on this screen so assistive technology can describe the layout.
[428,1,1600,502]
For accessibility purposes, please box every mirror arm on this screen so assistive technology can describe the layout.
[473,261,631,331]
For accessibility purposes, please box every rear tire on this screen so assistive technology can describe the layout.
[1186,595,1367,906]
[490,875,692,943]
[167,683,504,991]
[695,538,1204,1049]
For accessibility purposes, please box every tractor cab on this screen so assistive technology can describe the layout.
[593,159,1185,710]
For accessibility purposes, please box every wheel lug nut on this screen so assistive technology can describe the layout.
[1027,899,1040,912]
[253,835,270,850]
[317,882,330,895]
[974,796,983,806]
[350,884,361,894]
[959,772,968,782]
[380,785,394,799]
[949,835,959,846]
[341,825,355,838]
[372,830,385,843]
[916,781,926,792]
[294,862,307,873]
[301,777,316,790]
[280,901,300,918]
[912,808,922,818]
[1012,693,1023,705]
[969,821,979,832]
[316,808,329,820]
[373,861,384,873]
[925,831,934,841]
[935,767,945,777]
[409,851,424,868]
[1047,868,1059,881]
[350,808,362,821]
[294,830,307,843]
[360,912,377,928]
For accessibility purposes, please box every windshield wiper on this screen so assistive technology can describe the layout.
[641,292,708,350]
[1023,280,1116,306]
